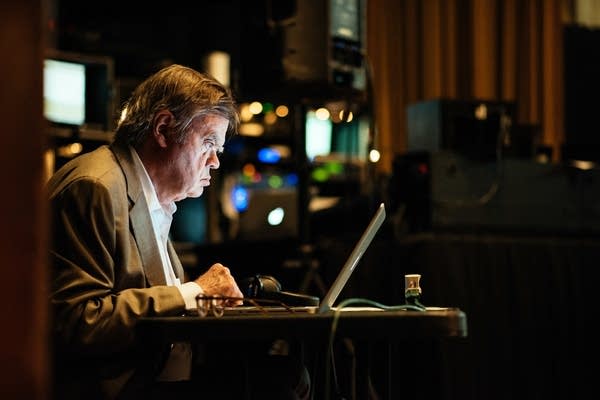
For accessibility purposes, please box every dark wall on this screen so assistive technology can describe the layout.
[54,0,293,101]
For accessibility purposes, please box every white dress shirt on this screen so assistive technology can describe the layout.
[131,148,202,381]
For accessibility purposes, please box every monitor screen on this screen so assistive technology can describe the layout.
[305,110,333,160]
[43,50,115,131]
[305,108,369,162]
[44,59,86,126]
[330,0,361,42]
[220,166,299,242]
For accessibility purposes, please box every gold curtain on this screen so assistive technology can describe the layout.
[367,0,564,174]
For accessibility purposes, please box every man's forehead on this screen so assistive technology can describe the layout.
[191,114,227,133]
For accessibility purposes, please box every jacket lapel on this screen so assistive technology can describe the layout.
[111,143,167,287]
[167,240,185,282]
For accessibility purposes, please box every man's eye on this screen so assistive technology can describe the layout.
[202,141,215,151]
[201,141,223,154]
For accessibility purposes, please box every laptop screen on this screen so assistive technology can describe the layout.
[318,202,386,313]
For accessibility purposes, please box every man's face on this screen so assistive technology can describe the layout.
[163,114,228,203]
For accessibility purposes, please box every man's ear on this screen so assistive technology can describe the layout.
[153,110,174,148]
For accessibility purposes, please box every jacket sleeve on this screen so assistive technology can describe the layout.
[49,176,185,356]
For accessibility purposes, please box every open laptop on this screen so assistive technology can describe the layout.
[212,202,386,316]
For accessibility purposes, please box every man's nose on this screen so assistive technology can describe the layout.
[208,150,220,169]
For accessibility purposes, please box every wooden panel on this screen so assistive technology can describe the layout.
[0,0,48,399]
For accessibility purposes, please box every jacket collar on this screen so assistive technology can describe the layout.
[109,143,185,286]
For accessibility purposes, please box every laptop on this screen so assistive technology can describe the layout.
[210,202,386,316]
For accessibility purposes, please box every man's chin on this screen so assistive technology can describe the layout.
[187,188,205,198]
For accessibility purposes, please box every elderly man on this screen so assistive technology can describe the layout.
[47,64,309,400]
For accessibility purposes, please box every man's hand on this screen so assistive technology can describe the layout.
[194,263,244,306]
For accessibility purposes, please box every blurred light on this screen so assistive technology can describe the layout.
[262,102,274,113]
[267,207,284,226]
[264,111,277,125]
[242,163,256,177]
[204,51,230,87]
[57,142,83,158]
[312,167,329,182]
[270,144,291,158]
[239,122,264,136]
[240,174,253,185]
[251,172,262,183]
[258,147,281,164]
[232,186,249,212]
[475,104,488,120]
[275,105,289,117]
[249,101,263,115]
[267,174,283,188]
[325,161,343,175]
[239,103,253,122]
[285,173,298,186]
[369,149,381,163]
[571,160,596,170]
[339,109,353,122]
[315,107,330,120]
[306,110,332,159]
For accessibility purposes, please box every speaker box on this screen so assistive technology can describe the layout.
[406,98,517,162]
[391,151,600,235]
[564,25,600,162]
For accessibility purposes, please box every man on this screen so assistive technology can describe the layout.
[47,64,308,399]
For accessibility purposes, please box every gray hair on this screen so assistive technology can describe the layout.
[113,64,239,147]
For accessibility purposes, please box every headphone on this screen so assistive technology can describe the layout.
[240,274,320,307]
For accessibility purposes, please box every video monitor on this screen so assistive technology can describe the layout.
[44,58,86,126]
[43,50,115,131]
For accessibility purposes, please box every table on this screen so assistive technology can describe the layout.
[138,308,467,399]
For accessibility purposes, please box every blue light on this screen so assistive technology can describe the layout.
[231,185,249,212]
[257,147,281,164]
[285,173,299,186]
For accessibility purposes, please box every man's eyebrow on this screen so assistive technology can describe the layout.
[204,132,225,151]
[203,132,220,143]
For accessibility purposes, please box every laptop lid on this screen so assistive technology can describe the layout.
[318,202,386,313]
[197,202,386,317]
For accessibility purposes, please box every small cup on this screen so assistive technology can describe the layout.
[404,274,422,296]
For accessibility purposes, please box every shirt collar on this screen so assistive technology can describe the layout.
[130,147,176,215]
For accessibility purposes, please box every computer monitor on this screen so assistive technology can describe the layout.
[43,50,116,131]
[44,58,86,126]
[221,165,299,242]
[304,108,369,197]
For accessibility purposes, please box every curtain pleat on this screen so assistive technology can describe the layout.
[367,0,565,173]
